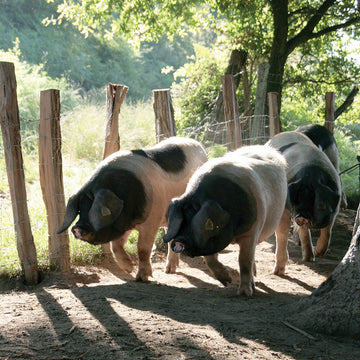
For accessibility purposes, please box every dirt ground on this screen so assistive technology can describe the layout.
[1,209,360,360]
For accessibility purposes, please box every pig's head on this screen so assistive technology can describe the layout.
[288,166,340,229]
[163,197,233,257]
[58,188,125,244]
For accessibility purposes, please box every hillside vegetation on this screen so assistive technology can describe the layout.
[0,0,193,100]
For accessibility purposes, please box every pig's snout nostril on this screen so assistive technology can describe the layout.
[295,216,308,227]
[72,226,88,239]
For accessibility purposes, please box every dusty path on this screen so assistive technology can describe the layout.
[1,209,359,360]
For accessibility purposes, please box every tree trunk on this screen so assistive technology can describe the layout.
[288,202,360,338]
[211,49,248,124]
[266,0,289,114]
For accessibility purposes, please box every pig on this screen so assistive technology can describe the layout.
[295,124,347,209]
[163,145,288,296]
[57,137,207,281]
[266,131,341,274]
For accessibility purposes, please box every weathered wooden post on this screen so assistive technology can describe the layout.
[153,89,176,142]
[39,89,70,272]
[222,75,242,150]
[325,92,335,135]
[103,83,128,159]
[268,92,281,137]
[0,62,38,284]
[252,63,270,144]
[101,83,128,255]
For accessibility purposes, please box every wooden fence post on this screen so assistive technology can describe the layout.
[39,89,70,272]
[103,83,128,159]
[252,63,270,144]
[222,75,242,151]
[153,89,176,142]
[268,92,281,137]
[325,92,335,134]
[0,62,38,284]
[102,83,128,255]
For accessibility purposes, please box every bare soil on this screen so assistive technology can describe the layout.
[1,209,360,360]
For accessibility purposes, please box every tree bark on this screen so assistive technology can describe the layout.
[335,86,359,120]
[211,49,248,124]
[288,202,360,338]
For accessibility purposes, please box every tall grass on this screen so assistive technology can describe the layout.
[0,95,156,278]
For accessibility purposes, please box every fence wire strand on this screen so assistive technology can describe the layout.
[0,112,358,275]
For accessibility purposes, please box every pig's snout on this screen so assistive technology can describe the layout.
[295,216,308,227]
[72,226,89,240]
[171,239,186,253]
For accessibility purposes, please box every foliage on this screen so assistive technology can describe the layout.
[0,41,81,122]
[48,1,360,89]
[172,44,227,129]
[0,0,194,100]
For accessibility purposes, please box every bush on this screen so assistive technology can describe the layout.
[171,44,227,130]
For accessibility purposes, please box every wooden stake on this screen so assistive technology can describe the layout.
[103,83,128,159]
[325,92,335,135]
[39,89,70,272]
[0,62,38,284]
[153,89,176,143]
[102,84,128,255]
[222,75,242,150]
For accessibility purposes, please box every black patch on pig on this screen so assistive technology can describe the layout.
[195,174,257,236]
[168,173,257,258]
[84,168,147,237]
[132,145,186,173]
[131,149,148,158]
[296,124,336,151]
[278,142,296,154]
[289,165,338,192]
[288,164,339,228]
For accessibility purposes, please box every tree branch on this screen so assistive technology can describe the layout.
[285,0,360,56]
[335,86,359,119]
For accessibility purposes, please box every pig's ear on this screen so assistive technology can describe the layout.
[288,178,301,204]
[57,194,80,234]
[89,189,124,231]
[163,200,183,243]
[192,200,230,241]
[316,183,340,212]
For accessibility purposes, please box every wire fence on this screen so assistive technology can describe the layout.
[0,66,358,279]
[1,110,360,276]
[0,111,272,275]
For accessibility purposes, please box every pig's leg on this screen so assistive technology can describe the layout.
[204,254,232,286]
[315,218,334,257]
[165,244,180,274]
[297,225,314,261]
[136,225,159,282]
[315,201,339,257]
[273,209,291,275]
[110,230,134,273]
[238,235,257,297]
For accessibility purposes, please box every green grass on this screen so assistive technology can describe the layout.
[1,94,359,279]
[0,99,157,279]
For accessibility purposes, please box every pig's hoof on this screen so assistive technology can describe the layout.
[314,247,327,258]
[165,262,178,274]
[273,264,286,275]
[238,283,254,297]
[302,254,315,262]
[136,267,153,282]
[116,258,135,274]
[214,268,232,286]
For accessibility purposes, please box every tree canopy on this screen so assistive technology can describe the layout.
[47,0,360,114]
